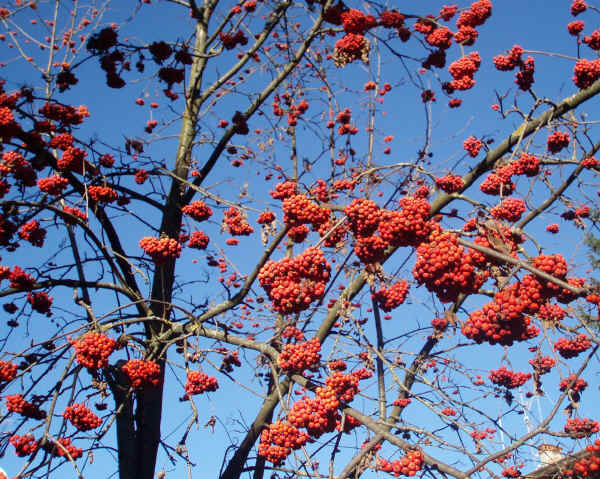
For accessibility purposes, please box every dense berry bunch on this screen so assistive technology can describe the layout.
[8,266,36,291]
[281,326,305,342]
[18,220,46,247]
[435,174,464,193]
[288,396,338,437]
[447,52,481,90]
[547,131,571,153]
[121,360,162,389]
[377,449,424,477]
[55,437,83,459]
[282,194,329,227]
[223,207,254,236]
[324,371,360,402]
[532,254,568,294]
[182,201,212,222]
[489,366,531,389]
[63,205,88,224]
[463,136,483,157]
[573,58,600,89]
[528,356,555,375]
[372,280,410,312]
[426,26,453,49]
[554,334,592,359]
[134,169,149,184]
[512,153,540,176]
[27,291,53,315]
[413,227,487,303]
[318,218,348,248]
[88,185,118,203]
[379,10,404,28]
[258,247,330,315]
[139,236,182,264]
[258,421,309,464]
[345,198,381,237]
[38,175,69,195]
[1,151,36,186]
[378,196,431,247]
[270,181,297,200]
[570,440,600,477]
[71,332,117,370]
[493,45,523,71]
[571,0,587,16]
[62,403,102,431]
[354,234,388,264]
[10,434,39,457]
[490,197,526,222]
[564,417,599,438]
[6,394,46,419]
[257,210,276,224]
[185,371,218,395]
[57,147,89,174]
[279,338,321,373]
[559,374,588,393]
[187,231,209,249]
[0,359,18,382]
[568,20,585,36]
[334,33,369,67]
[480,166,515,195]
[340,8,376,34]
[536,303,565,322]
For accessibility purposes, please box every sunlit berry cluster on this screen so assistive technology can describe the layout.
[88,185,118,203]
[182,200,212,222]
[463,136,483,157]
[10,434,39,457]
[55,437,83,459]
[282,194,329,228]
[62,403,102,431]
[185,371,218,395]
[121,359,162,389]
[377,449,424,477]
[223,207,254,236]
[270,181,297,200]
[559,374,588,393]
[187,230,209,249]
[447,51,481,91]
[258,247,330,315]
[573,58,600,89]
[70,332,117,370]
[512,152,540,176]
[547,131,571,153]
[488,366,531,389]
[554,334,592,359]
[372,280,410,312]
[435,174,464,193]
[279,337,321,373]
[378,196,432,247]
[345,198,381,237]
[528,356,555,375]
[413,227,487,303]
[8,266,36,291]
[334,33,369,67]
[18,219,46,247]
[257,210,276,224]
[354,234,388,264]
[6,394,46,419]
[490,197,526,223]
[0,359,18,382]
[258,420,309,465]
[318,218,348,248]
[479,165,515,195]
[37,175,69,195]
[57,147,89,174]
[139,236,182,264]
[570,439,600,477]
[564,417,599,439]
[281,325,305,342]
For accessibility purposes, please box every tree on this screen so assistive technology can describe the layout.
[0,0,599,478]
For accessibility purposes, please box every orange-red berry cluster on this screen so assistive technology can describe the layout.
[182,200,212,222]
[258,420,309,465]
[480,165,515,196]
[121,359,162,389]
[187,230,209,249]
[528,356,555,375]
[279,337,321,373]
[564,417,599,439]
[6,394,46,419]
[71,332,117,370]
[570,439,600,477]
[26,291,53,315]
[372,280,410,312]
[37,175,69,195]
[270,181,297,200]
[377,449,424,477]
[88,185,118,203]
[378,197,432,247]
[559,374,588,393]
[463,136,483,157]
[62,403,102,431]
[554,334,592,359]
[0,359,18,382]
[547,131,571,153]
[490,197,526,222]
[139,236,182,264]
[10,434,39,457]
[223,207,254,236]
[282,194,329,228]
[55,437,83,459]
[258,247,330,315]
[345,198,381,237]
[489,366,531,389]
[18,220,46,247]
[257,210,275,224]
[435,174,464,193]
[185,371,218,395]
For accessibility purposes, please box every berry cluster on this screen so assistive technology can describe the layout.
[182,201,212,222]
[10,434,38,457]
[70,332,117,370]
[258,247,330,315]
[447,51,481,91]
[62,403,102,431]
[288,395,338,437]
[372,280,410,312]
[18,220,46,247]
[281,325,305,342]
[57,147,89,174]
[282,194,329,228]
[528,356,555,375]
[334,33,369,67]
[49,132,74,150]
[489,366,531,389]
[554,334,592,359]
[564,417,599,438]
[279,338,321,373]
[377,449,424,477]
[121,359,162,389]
[27,291,53,315]
[345,198,381,237]
[258,420,309,464]
[55,437,83,459]
[318,218,348,248]
[270,181,297,200]
[559,374,588,393]
[441,407,457,416]
[573,58,600,89]
[378,196,432,247]
[37,175,69,195]
[88,185,118,203]
[0,359,18,382]
[223,207,254,236]
[490,197,526,222]
[435,174,464,193]
[8,266,36,291]
[547,131,571,153]
[185,371,218,395]
[571,440,600,477]
[139,236,182,264]
[257,210,276,224]
[413,227,487,303]
[354,234,388,264]
[480,165,515,195]
[512,153,540,176]
[463,136,483,157]
[6,394,46,419]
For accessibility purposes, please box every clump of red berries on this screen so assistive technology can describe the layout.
[121,359,162,389]
[529,355,555,375]
[372,280,410,312]
[547,131,571,153]
[18,220,46,247]
[490,197,526,222]
[511,152,540,176]
[139,236,182,264]
[0,359,18,382]
[564,417,599,438]
[88,185,118,203]
[6,394,46,419]
[279,337,321,373]
[345,198,381,237]
[282,194,329,228]
[560,374,588,393]
[185,371,218,395]
[463,136,483,157]
[70,332,117,370]
[435,174,464,193]
[573,58,600,89]
[258,420,309,464]
[377,449,424,477]
[62,403,102,431]
[37,175,69,195]
[10,434,39,457]
[223,207,254,236]
[489,366,531,389]
[554,334,592,359]
[182,200,212,222]
[378,196,432,247]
